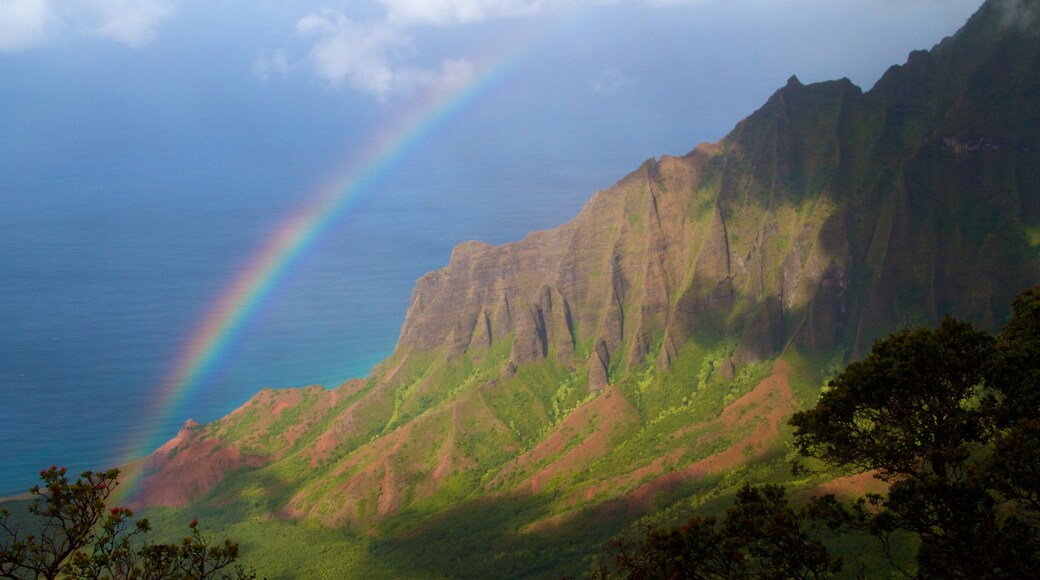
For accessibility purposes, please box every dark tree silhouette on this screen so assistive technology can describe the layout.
[791,288,1040,578]
[1,467,254,580]
[598,287,1040,579]
[596,483,841,579]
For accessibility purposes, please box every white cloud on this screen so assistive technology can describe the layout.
[298,10,407,93]
[282,0,718,97]
[380,0,562,26]
[271,0,723,97]
[296,9,475,99]
[376,0,718,26]
[0,0,55,51]
[639,0,709,6]
[0,0,177,52]
[82,0,178,48]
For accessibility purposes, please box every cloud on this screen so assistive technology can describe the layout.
[997,0,1039,33]
[379,0,561,26]
[83,0,178,48]
[276,0,717,97]
[296,9,475,98]
[639,0,709,6]
[0,0,177,52]
[378,0,709,25]
[379,0,718,24]
[298,10,409,94]
[0,0,55,51]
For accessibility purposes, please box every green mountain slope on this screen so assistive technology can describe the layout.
[125,1,1040,576]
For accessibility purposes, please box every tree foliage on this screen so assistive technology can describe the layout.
[595,483,842,579]
[0,467,254,580]
[600,287,1040,579]
[791,287,1040,578]
[790,317,994,481]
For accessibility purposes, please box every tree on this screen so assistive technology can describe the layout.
[0,467,254,580]
[593,289,1040,578]
[595,483,842,579]
[790,287,1040,578]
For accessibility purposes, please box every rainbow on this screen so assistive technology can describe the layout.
[118,13,581,492]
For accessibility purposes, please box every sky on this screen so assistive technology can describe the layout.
[0,0,988,489]
[1,1,988,217]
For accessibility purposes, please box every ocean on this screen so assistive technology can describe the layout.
[0,35,670,494]
[0,162,600,496]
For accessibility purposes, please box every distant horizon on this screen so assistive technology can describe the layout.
[0,0,985,494]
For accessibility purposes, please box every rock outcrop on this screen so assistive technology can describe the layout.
[393,0,1039,377]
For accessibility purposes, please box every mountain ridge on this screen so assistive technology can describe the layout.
[123,1,1038,572]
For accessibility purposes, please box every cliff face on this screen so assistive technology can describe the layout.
[397,0,1039,380]
[396,144,718,388]
[128,0,1039,534]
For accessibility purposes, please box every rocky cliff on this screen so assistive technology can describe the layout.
[397,0,1039,384]
[127,0,1039,539]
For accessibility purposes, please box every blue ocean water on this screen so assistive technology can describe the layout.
[0,0,828,498]
[0,0,986,503]
[0,35,643,495]
[0,157,601,496]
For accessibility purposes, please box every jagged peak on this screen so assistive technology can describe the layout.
[723,72,862,160]
[764,75,862,103]
[867,0,1040,113]
[776,75,861,99]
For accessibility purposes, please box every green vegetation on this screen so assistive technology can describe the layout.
[96,288,1039,579]
[105,275,1039,578]
[791,288,1040,577]
[0,468,252,580]
[604,287,1040,578]
[595,483,841,579]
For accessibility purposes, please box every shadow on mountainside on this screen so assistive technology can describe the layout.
[368,493,626,579]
